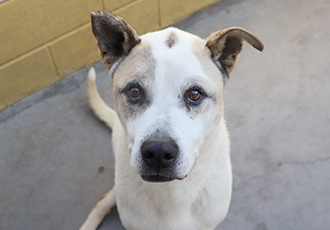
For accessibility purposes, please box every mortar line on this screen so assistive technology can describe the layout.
[112,0,139,12]
[47,47,60,78]
[0,23,91,69]
[101,0,105,10]
[157,0,161,28]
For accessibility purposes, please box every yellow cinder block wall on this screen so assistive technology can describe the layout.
[0,0,220,110]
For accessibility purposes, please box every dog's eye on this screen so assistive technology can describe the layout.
[129,87,141,98]
[184,87,205,107]
[124,83,144,103]
[188,90,201,102]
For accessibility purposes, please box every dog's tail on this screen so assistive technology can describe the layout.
[86,67,116,129]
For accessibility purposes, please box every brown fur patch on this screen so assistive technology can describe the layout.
[165,31,179,48]
[113,41,154,91]
[113,41,156,120]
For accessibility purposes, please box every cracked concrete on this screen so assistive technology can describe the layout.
[1,0,330,229]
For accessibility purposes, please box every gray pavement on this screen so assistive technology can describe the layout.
[1,0,330,229]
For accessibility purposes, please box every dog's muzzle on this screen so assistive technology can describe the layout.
[140,138,179,183]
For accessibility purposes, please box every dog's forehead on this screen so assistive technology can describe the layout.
[144,28,223,86]
[142,28,205,68]
[113,27,222,90]
[142,28,216,82]
[141,27,201,49]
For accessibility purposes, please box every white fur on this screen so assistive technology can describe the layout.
[81,28,232,230]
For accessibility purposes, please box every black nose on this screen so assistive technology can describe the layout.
[141,140,179,172]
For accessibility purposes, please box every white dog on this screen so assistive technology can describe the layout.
[80,11,263,230]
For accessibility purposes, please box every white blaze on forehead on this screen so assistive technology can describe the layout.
[141,28,214,105]
[143,28,207,74]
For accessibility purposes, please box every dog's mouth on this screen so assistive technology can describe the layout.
[141,174,176,183]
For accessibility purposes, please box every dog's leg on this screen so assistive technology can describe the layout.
[80,186,116,230]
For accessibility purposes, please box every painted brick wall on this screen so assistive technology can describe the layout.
[0,0,220,110]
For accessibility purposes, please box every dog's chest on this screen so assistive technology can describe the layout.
[116,183,220,230]
[115,161,231,230]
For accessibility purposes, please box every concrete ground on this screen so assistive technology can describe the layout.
[1,0,330,229]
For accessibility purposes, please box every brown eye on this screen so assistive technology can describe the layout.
[129,87,141,98]
[188,89,201,101]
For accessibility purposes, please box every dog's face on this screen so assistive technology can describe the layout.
[113,29,224,182]
[91,11,263,182]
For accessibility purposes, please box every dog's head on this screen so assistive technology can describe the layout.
[91,11,263,182]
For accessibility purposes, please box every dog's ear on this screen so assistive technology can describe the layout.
[91,11,141,69]
[205,27,264,78]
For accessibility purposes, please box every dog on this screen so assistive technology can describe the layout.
[80,11,263,230]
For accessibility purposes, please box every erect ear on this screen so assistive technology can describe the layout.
[91,11,141,70]
[205,27,264,78]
